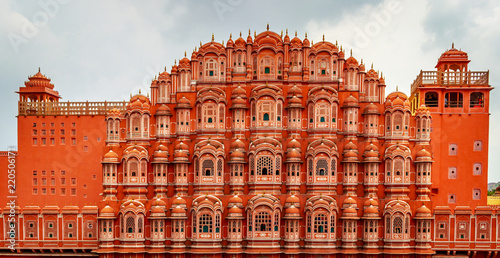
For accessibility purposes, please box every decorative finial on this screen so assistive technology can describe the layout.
[174,59,177,65]
[164,66,167,72]
[323,34,325,42]
[295,30,297,37]
[280,30,283,37]
[240,31,242,37]
[396,86,399,91]
[200,41,202,47]
[230,33,232,39]
[266,22,269,31]
[139,89,141,94]
[222,40,224,45]
[130,93,132,98]
[305,32,307,38]
[254,30,256,37]
[311,40,313,45]
[350,49,352,57]
[336,40,338,45]
[184,51,186,57]
[452,42,454,49]
[248,28,251,36]
[212,33,214,41]
[371,63,373,69]
[286,28,288,35]
[38,67,41,72]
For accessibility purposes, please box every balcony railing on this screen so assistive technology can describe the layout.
[411,71,489,93]
[18,101,127,116]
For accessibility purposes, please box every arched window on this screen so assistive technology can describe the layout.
[263,113,270,121]
[126,216,135,233]
[445,92,463,108]
[199,214,213,233]
[255,211,271,232]
[205,59,217,77]
[393,217,402,234]
[316,159,328,176]
[314,214,327,233]
[470,92,484,107]
[425,92,438,107]
[257,156,273,176]
[202,159,214,177]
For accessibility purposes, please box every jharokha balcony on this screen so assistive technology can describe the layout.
[410,70,489,94]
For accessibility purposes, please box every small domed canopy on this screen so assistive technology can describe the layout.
[230,149,245,159]
[230,139,245,150]
[287,139,301,149]
[286,148,301,159]
[344,141,357,151]
[285,205,300,214]
[103,150,119,163]
[155,104,171,116]
[364,198,379,207]
[285,194,300,206]
[171,205,186,217]
[343,95,358,107]
[363,103,379,114]
[345,56,358,66]
[99,205,115,218]
[228,195,243,205]
[364,205,379,215]
[416,148,432,158]
[386,91,408,102]
[229,206,243,214]
[343,196,357,207]
[415,204,432,219]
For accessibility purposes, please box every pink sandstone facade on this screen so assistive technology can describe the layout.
[0,29,495,257]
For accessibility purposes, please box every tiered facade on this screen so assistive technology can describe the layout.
[0,29,494,258]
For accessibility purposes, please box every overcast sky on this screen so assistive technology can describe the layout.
[1,0,499,182]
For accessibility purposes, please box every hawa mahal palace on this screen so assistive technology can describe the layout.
[0,28,495,257]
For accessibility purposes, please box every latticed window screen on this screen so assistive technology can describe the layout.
[215,214,221,233]
[217,159,223,176]
[316,103,329,124]
[126,217,135,233]
[314,214,328,233]
[199,214,213,233]
[195,158,199,176]
[274,212,279,231]
[275,156,280,175]
[202,159,214,176]
[331,159,336,176]
[386,217,391,234]
[393,217,403,234]
[307,214,312,233]
[138,218,143,233]
[255,212,271,232]
[250,156,255,175]
[248,213,252,231]
[316,159,328,176]
[330,215,336,233]
[257,156,273,176]
[203,103,216,123]
[308,159,313,176]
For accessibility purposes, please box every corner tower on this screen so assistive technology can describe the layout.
[409,45,493,208]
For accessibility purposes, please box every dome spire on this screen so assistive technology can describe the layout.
[211,33,214,42]
[323,34,325,42]
[266,22,269,31]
